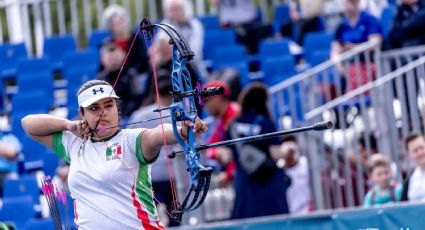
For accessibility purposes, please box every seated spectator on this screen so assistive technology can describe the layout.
[287,0,325,44]
[204,80,240,188]
[331,0,382,90]
[96,42,144,118]
[360,0,388,18]
[364,154,402,207]
[143,35,202,108]
[387,0,425,49]
[270,135,312,214]
[162,0,204,67]
[401,133,425,202]
[209,0,273,53]
[102,4,149,74]
[224,82,290,219]
[0,133,21,196]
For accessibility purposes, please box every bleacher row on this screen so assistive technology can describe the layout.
[0,3,398,228]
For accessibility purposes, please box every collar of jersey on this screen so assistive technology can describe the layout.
[90,129,122,143]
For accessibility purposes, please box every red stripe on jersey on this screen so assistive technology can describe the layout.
[131,184,160,230]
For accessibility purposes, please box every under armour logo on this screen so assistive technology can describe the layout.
[92,87,104,95]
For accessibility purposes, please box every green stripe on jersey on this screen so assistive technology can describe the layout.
[135,135,157,216]
[52,132,70,163]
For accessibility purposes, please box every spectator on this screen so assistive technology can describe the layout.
[143,35,202,107]
[224,82,290,219]
[204,80,240,188]
[270,135,312,214]
[289,0,325,44]
[401,133,425,202]
[0,133,21,196]
[387,0,425,49]
[162,0,204,67]
[360,0,388,18]
[364,154,402,207]
[331,0,382,59]
[102,4,149,74]
[331,0,382,90]
[209,0,273,53]
[96,41,144,118]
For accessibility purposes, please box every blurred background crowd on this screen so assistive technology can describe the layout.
[1,0,425,229]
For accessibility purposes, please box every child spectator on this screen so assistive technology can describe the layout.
[363,154,402,207]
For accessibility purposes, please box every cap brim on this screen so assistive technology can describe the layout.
[80,94,119,108]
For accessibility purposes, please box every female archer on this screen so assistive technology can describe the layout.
[21,79,208,229]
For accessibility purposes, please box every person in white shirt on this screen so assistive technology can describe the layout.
[271,135,312,214]
[401,133,425,202]
[21,79,207,229]
[162,0,204,67]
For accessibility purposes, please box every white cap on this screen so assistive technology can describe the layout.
[78,84,119,108]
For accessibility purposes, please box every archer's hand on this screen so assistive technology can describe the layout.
[181,117,208,138]
[67,120,93,140]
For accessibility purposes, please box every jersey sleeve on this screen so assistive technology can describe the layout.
[124,128,148,165]
[52,131,79,163]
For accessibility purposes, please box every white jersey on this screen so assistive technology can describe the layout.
[52,129,164,230]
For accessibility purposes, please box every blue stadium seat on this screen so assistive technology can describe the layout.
[305,50,330,67]
[211,45,247,68]
[3,176,40,203]
[198,15,220,29]
[260,55,296,86]
[67,86,80,119]
[12,90,51,116]
[303,32,333,53]
[43,153,60,177]
[16,57,54,101]
[0,195,36,229]
[0,42,27,79]
[26,218,55,230]
[88,30,111,49]
[258,39,291,60]
[210,45,250,87]
[63,49,99,88]
[43,34,77,71]
[11,90,51,137]
[203,29,237,60]
[273,4,291,34]
[21,135,49,171]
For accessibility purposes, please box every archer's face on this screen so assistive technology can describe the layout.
[80,98,120,138]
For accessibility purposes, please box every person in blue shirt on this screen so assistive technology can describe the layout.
[0,133,22,196]
[331,0,382,60]
[330,0,382,92]
[223,82,291,219]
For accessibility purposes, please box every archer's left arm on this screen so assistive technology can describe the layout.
[140,117,208,162]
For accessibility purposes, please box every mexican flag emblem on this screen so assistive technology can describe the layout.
[106,143,122,161]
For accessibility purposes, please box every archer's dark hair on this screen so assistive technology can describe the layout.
[238,82,271,119]
[405,133,424,150]
[77,80,122,118]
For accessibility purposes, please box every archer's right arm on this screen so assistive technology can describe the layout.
[21,114,82,149]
